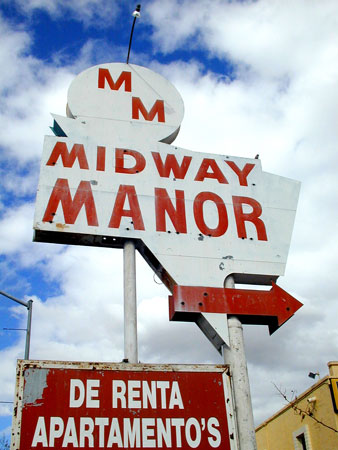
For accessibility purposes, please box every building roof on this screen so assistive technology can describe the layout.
[256,361,338,431]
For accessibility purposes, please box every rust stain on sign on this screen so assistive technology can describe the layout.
[55,223,69,230]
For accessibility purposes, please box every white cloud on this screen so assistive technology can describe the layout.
[0,15,124,165]
[148,0,338,79]
[0,18,32,91]
[0,342,24,410]
[0,203,35,254]
[148,0,338,174]
[0,69,74,162]
[0,16,73,163]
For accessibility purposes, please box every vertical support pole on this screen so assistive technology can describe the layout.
[223,276,257,450]
[0,291,33,361]
[123,240,138,363]
[24,300,33,360]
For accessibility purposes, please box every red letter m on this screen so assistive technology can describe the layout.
[132,97,165,122]
[43,178,98,226]
[98,69,131,92]
[46,142,89,169]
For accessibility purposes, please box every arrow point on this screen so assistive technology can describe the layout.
[271,282,303,332]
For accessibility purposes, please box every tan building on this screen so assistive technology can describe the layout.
[256,361,338,450]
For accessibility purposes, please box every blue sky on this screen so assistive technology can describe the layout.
[1,0,338,440]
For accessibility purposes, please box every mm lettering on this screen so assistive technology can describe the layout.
[98,69,131,92]
[97,68,166,123]
[132,97,165,123]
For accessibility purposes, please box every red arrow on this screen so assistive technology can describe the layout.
[169,282,303,334]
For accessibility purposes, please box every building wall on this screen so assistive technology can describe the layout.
[256,362,338,450]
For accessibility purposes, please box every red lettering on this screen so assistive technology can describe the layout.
[152,152,192,179]
[98,69,131,92]
[132,97,165,122]
[155,188,187,233]
[109,185,145,230]
[42,178,98,226]
[194,159,228,184]
[193,192,228,237]
[225,161,255,186]
[96,146,106,171]
[115,149,146,174]
[233,196,267,241]
[46,142,89,169]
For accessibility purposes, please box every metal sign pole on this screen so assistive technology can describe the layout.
[25,300,33,360]
[123,240,138,363]
[223,276,257,450]
[0,290,33,360]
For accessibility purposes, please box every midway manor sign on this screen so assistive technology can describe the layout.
[33,63,300,290]
[23,60,302,450]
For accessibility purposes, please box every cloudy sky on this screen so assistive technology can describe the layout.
[1,0,338,439]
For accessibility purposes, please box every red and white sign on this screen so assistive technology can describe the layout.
[12,360,237,449]
[169,282,303,334]
[34,62,300,289]
[56,63,184,145]
[34,136,299,288]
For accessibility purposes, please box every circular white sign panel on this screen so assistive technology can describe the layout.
[67,63,184,144]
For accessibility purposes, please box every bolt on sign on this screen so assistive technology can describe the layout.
[12,360,237,449]
[33,62,300,290]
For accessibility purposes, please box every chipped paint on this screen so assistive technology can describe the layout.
[11,360,237,450]
[23,368,49,406]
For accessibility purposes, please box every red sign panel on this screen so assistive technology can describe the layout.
[12,360,236,449]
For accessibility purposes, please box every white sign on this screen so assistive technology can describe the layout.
[57,63,184,145]
[34,137,299,288]
[34,63,300,289]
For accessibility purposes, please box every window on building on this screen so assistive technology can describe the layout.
[293,425,312,450]
[297,433,307,450]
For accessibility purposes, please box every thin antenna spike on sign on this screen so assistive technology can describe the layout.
[127,4,141,64]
